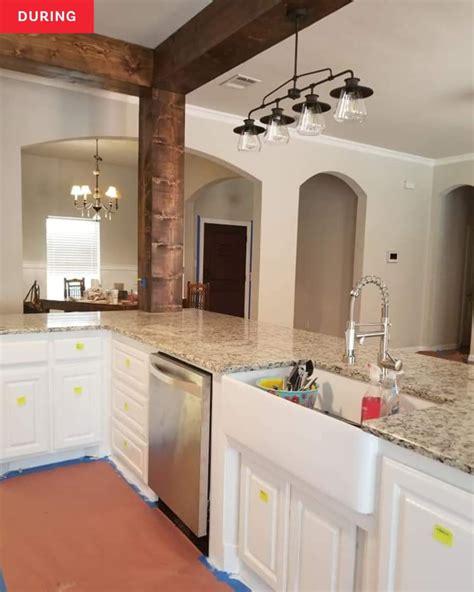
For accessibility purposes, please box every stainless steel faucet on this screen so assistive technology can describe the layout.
[343,275,403,378]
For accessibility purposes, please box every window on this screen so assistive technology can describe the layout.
[46,217,100,299]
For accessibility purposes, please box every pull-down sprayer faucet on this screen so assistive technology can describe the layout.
[343,275,403,379]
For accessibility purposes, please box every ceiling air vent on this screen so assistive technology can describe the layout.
[220,74,261,90]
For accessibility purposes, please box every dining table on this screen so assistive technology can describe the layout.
[40,298,138,312]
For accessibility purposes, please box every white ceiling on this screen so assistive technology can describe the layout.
[188,0,474,159]
[23,139,139,167]
[94,0,211,47]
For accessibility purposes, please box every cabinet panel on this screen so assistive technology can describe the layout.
[378,458,474,592]
[239,457,289,590]
[53,363,101,450]
[288,489,356,592]
[0,367,49,459]
[112,341,148,393]
[111,419,148,481]
[0,340,48,366]
[112,380,148,439]
[53,336,101,362]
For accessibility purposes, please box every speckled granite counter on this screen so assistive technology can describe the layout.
[1,310,473,473]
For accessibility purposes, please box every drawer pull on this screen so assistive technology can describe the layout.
[73,386,83,396]
[123,439,128,449]
[123,401,129,412]
[75,342,85,351]
[124,357,131,369]
[259,489,269,503]
[16,395,27,407]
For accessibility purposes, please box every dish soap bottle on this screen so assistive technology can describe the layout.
[380,373,400,416]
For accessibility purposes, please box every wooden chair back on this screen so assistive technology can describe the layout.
[64,277,85,299]
[187,281,210,310]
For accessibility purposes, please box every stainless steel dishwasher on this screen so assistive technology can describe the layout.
[148,353,211,539]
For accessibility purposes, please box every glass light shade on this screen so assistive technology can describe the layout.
[81,185,92,197]
[237,129,261,152]
[105,186,119,199]
[333,89,367,123]
[264,119,290,145]
[297,103,326,136]
[70,185,83,197]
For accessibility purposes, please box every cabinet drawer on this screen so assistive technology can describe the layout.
[0,340,48,366]
[112,342,148,392]
[112,419,148,482]
[112,381,148,440]
[53,336,102,361]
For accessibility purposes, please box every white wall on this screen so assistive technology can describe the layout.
[294,174,358,337]
[2,73,469,351]
[22,152,138,296]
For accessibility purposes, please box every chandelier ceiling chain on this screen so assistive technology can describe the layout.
[69,139,121,221]
[233,8,374,151]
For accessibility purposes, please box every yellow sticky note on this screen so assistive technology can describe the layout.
[259,490,269,503]
[73,386,83,395]
[433,524,453,547]
[16,395,27,407]
[124,358,131,369]
[123,402,129,412]
[123,439,128,449]
[75,342,85,351]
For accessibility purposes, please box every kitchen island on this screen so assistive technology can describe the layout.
[1,310,473,591]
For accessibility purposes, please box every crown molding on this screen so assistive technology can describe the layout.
[185,104,436,166]
[434,153,474,166]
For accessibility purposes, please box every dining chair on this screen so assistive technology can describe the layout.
[64,277,86,300]
[186,281,210,310]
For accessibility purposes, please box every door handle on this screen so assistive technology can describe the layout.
[149,363,202,398]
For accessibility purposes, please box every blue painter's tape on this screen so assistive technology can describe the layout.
[106,459,156,508]
[0,456,103,482]
[198,556,251,592]
[0,569,7,592]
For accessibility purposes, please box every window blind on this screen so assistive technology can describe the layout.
[46,217,100,299]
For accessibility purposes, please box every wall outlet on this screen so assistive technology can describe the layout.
[387,251,399,263]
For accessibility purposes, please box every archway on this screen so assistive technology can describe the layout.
[293,172,366,337]
[185,172,261,319]
[428,184,474,359]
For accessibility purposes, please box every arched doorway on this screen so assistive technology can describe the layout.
[430,184,474,359]
[294,173,366,337]
[185,172,261,319]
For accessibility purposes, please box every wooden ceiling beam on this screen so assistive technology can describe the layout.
[0,34,153,95]
[154,0,352,94]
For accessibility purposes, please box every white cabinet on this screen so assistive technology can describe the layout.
[239,457,289,591]
[288,488,357,592]
[377,458,474,592]
[53,362,101,450]
[0,367,49,460]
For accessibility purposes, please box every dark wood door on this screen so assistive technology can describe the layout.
[203,223,247,317]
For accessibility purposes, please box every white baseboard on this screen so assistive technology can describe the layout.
[468,355,474,364]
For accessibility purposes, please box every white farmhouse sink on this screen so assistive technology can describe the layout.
[222,366,436,515]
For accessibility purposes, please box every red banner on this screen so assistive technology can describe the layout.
[0,0,94,33]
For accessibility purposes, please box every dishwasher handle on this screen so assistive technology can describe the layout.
[149,362,203,398]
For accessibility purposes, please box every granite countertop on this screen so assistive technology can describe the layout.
[1,310,473,474]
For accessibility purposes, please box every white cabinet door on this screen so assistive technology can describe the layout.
[288,488,357,592]
[53,363,101,450]
[0,367,49,460]
[378,458,474,592]
[239,457,289,591]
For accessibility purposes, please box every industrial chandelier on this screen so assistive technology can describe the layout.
[233,8,374,151]
[70,139,120,221]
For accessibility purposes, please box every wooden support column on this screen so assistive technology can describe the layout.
[138,88,185,312]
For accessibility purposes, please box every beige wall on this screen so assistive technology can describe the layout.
[294,174,359,336]
[184,177,261,318]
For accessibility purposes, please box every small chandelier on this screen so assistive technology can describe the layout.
[233,8,374,151]
[70,139,120,221]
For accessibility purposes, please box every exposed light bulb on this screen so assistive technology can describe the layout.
[238,129,261,152]
[262,107,292,145]
[333,89,367,123]
[297,102,326,136]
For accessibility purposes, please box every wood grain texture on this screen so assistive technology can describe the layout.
[138,88,185,312]
[154,0,352,93]
[0,34,153,95]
